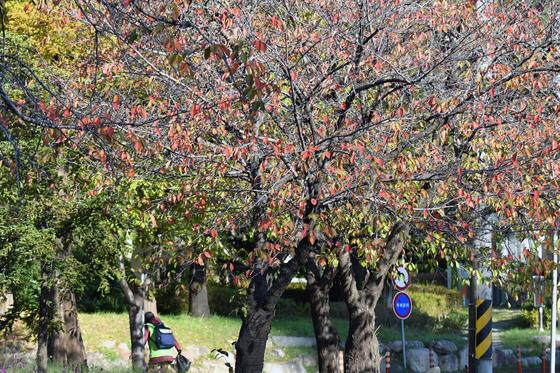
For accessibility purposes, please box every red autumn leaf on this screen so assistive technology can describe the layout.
[112,95,120,110]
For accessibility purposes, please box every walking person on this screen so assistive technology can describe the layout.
[144,312,183,373]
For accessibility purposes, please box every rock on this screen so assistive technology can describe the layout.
[406,348,438,373]
[100,340,116,349]
[494,348,517,367]
[264,360,307,373]
[439,354,458,372]
[87,351,127,370]
[388,341,403,352]
[533,335,551,345]
[270,336,316,347]
[522,356,542,367]
[271,349,286,358]
[432,340,458,354]
[295,355,316,366]
[185,345,211,361]
[388,340,425,352]
[425,368,441,373]
[117,342,130,361]
[459,347,468,371]
[201,360,232,373]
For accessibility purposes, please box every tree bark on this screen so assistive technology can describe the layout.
[307,253,340,373]
[47,285,89,370]
[118,254,146,371]
[235,239,312,373]
[190,263,210,317]
[340,222,410,373]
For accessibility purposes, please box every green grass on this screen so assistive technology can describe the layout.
[500,328,549,352]
[79,311,466,363]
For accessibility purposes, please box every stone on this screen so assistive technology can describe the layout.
[439,354,459,372]
[270,336,316,347]
[100,340,116,349]
[271,348,286,358]
[201,361,232,373]
[117,342,130,361]
[494,348,517,367]
[522,356,542,367]
[459,346,468,371]
[264,360,307,373]
[425,368,441,373]
[432,340,458,354]
[388,340,403,352]
[185,345,211,361]
[295,355,316,366]
[406,348,438,373]
[388,340,425,353]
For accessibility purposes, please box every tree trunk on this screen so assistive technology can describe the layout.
[235,239,312,373]
[61,289,88,371]
[190,263,210,317]
[307,253,340,373]
[344,309,380,373]
[37,278,50,373]
[118,254,146,371]
[339,222,410,373]
[128,292,145,371]
[190,282,210,317]
[234,303,275,373]
[48,281,67,366]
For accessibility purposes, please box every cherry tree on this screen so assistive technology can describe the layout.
[1,0,559,372]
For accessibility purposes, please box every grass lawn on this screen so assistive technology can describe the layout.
[79,312,466,363]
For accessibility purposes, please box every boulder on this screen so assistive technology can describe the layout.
[264,360,307,373]
[522,356,542,367]
[406,348,438,373]
[439,354,459,372]
[388,340,425,353]
[270,336,316,347]
[494,348,517,367]
[271,349,286,358]
[432,340,458,354]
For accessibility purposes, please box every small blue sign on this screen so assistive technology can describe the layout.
[393,292,412,320]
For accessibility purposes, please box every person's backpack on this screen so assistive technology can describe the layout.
[152,323,176,349]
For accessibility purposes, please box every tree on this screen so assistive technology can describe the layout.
[1,1,559,372]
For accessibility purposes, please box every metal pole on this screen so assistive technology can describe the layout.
[402,318,407,370]
[469,273,477,373]
[540,306,544,332]
[551,247,557,373]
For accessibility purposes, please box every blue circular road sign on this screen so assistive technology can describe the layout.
[393,292,412,320]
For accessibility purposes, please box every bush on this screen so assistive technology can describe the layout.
[207,284,243,316]
[521,307,551,329]
[400,284,466,331]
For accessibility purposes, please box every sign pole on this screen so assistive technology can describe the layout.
[401,318,407,370]
[392,267,412,371]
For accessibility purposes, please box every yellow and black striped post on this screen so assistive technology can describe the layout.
[476,299,492,360]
